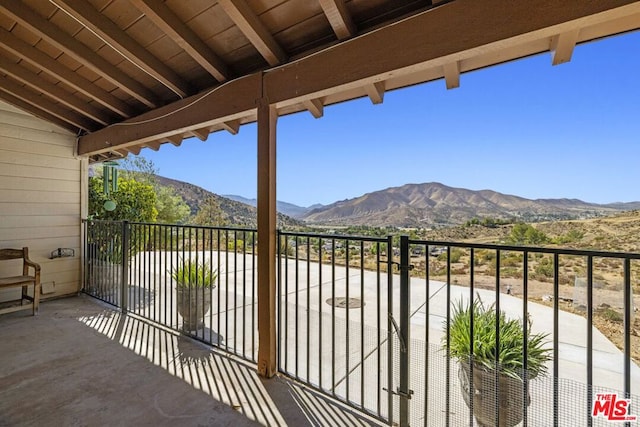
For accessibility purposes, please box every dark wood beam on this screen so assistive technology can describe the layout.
[0,27,135,118]
[51,0,191,98]
[79,0,640,156]
[319,0,355,40]
[0,90,76,132]
[551,29,580,65]
[190,127,209,141]
[0,75,97,131]
[0,56,112,125]
[220,120,240,135]
[0,0,159,108]
[303,98,324,118]
[77,72,261,155]
[264,0,640,104]
[364,82,384,104]
[217,0,287,66]
[131,0,231,82]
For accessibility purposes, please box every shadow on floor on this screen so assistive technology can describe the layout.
[0,295,383,427]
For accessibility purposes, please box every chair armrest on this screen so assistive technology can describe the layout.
[23,257,41,275]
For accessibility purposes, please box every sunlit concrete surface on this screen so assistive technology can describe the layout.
[0,295,382,427]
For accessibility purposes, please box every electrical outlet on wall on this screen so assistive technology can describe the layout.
[41,281,55,295]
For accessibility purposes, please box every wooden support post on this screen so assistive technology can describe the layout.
[256,97,277,377]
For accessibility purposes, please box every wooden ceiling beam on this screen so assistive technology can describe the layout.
[442,61,460,89]
[142,141,161,151]
[126,145,141,155]
[0,76,96,131]
[51,0,192,98]
[0,90,77,132]
[364,82,384,104]
[78,72,261,155]
[164,135,183,147]
[264,0,640,105]
[217,0,287,66]
[131,0,230,82]
[78,0,640,156]
[190,127,210,141]
[0,27,135,118]
[0,0,159,108]
[551,29,580,65]
[318,0,355,40]
[0,55,112,125]
[303,98,324,118]
[220,120,240,135]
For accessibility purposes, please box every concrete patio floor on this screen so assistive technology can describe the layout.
[0,295,383,427]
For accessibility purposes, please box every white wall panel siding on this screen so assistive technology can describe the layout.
[0,101,85,302]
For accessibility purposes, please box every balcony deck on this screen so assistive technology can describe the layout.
[0,295,380,427]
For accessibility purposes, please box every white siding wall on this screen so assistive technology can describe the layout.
[0,101,86,301]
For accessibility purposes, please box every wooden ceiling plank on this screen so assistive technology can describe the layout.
[364,81,384,104]
[0,0,160,108]
[303,98,323,118]
[0,76,96,131]
[0,55,112,125]
[0,90,77,132]
[0,27,135,117]
[551,28,580,65]
[217,0,287,66]
[51,0,192,98]
[442,61,460,89]
[131,0,230,82]
[220,119,240,135]
[318,0,355,40]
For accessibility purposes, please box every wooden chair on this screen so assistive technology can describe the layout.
[0,247,41,316]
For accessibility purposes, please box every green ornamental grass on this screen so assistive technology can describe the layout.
[171,259,217,289]
[446,297,552,379]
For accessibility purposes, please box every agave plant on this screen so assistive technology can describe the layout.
[171,258,217,289]
[445,296,552,379]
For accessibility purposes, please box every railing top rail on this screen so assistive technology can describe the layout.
[410,238,640,259]
[83,219,257,233]
[278,230,388,243]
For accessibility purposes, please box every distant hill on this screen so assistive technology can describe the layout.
[302,182,625,227]
[154,175,302,228]
[223,195,322,218]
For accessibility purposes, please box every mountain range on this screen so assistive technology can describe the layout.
[155,176,639,228]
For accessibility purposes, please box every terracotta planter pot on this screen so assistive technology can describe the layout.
[458,361,531,427]
[176,287,212,331]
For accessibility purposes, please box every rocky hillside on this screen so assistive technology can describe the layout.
[302,182,623,227]
[154,175,302,229]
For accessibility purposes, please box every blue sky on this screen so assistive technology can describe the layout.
[142,31,640,208]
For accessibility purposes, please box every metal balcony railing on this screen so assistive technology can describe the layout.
[83,220,640,426]
[83,220,258,362]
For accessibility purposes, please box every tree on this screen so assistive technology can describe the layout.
[193,196,228,226]
[506,223,548,245]
[89,175,157,222]
[118,156,190,224]
[155,186,191,224]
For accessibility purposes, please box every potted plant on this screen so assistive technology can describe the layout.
[444,296,552,427]
[172,259,217,331]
